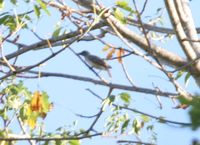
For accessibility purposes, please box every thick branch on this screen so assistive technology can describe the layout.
[28,71,177,97]
[128,18,200,35]
[0,133,102,141]
[3,21,106,61]
[176,0,200,55]
[103,13,187,68]
[165,0,200,86]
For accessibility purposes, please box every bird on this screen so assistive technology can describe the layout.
[73,0,95,9]
[78,50,112,77]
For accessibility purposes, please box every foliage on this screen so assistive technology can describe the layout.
[0,0,199,145]
[178,96,200,130]
[0,81,52,129]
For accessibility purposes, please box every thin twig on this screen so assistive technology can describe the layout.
[121,60,136,86]
[132,0,192,100]
[86,88,113,133]
[140,0,148,15]
[69,47,110,84]
[117,140,156,145]
[86,89,191,126]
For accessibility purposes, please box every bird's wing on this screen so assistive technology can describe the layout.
[87,55,109,69]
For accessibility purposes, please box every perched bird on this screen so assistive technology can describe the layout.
[78,50,112,77]
[73,0,95,9]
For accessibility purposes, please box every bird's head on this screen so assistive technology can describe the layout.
[78,50,90,56]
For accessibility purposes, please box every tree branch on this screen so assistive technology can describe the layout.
[0,133,102,141]
[27,70,177,97]
[2,21,106,61]
[117,140,156,145]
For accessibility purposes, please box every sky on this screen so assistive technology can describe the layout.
[2,0,200,145]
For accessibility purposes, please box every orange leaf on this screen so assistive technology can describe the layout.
[117,48,125,63]
[30,91,42,112]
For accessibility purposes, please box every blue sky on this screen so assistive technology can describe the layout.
[2,0,200,145]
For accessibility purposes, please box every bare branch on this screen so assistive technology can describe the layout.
[117,140,156,145]
[27,70,177,97]
[0,133,102,141]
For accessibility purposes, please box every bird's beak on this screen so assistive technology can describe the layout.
[78,52,83,55]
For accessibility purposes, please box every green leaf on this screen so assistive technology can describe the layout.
[132,119,141,134]
[158,116,166,123]
[189,104,200,130]
[0,108,8,120]
[187,96,200,130]
[102,98,110,111]
[108,95,115,104]
[177,96,191,105]
[141,115,150,122]
[146,125,154,131]
[113,8,127,24]
[10,0,17,5]
[121,119,130,133]
[55,140,62,145]
[175,70,184,80]
[0,14,28,32]
[184,72,191,86]
[0,0,4,9]
[102,96,115,111]
[69,140,80,145]
[52,27,62,38]
[116,0,133,12]
[34,5,41,18]
[36,0,50,16]
[119,92,131,104]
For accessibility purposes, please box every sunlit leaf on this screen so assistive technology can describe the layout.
[30,91,42,112]
[52,27,62,38]
[119,92,131,104]
[141,115,150,122]
[0,14,28,32]
[102,45,110,51]
[28,113,37,129]
[184,72,191,86]
[175,70,184,80]
[178,96,191,106]
[113,8,126,24]
[106,48,115,60]
[69,140,81,145]
[102,98,111,111]
[117,48,125,63]
[0,0,4,9]
[34,5,41,18]
[36,0,50,16]
[116,0,133,12]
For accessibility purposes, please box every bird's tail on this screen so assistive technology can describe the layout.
[106,69,112,78]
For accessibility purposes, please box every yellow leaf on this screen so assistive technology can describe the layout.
[102,45,110,51]
[26,106,38,129]
[106,48,115,60]
[28,116,37,129]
